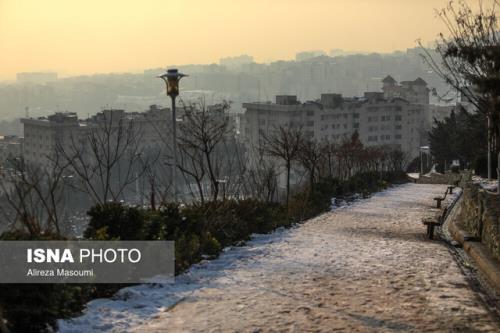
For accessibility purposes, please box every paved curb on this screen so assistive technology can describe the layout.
[448,212,500,295]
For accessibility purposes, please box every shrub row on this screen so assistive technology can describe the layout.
[85,199,289,272]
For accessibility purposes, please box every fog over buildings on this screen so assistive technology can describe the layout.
[0,48,454,136]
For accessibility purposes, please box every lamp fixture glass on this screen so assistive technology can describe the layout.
[158,68,187,98]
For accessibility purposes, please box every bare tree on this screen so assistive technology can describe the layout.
[336,132,364,179]
[361,146,385,173]
[245,148,279,203]
[56,110,150,205]
[420,0,500,177]
[135,152,172,209]
[318,141,337,178]
[261,126,303,207]
[178,101,232,202]
[387,148,408,173]
[298,137,324,191]
[216,136,248,201]
[178,141,207,203]
[0,155,69,236]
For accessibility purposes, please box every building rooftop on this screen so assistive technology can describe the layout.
[243,94,412,112]
[413,77,427,86]
[382,75,396,84]
[401,77,427,86]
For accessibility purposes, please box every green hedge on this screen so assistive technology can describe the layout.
[85,199,289,272]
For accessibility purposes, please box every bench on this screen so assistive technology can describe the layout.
[433,184,457,208]
[447,185,455,194]
[452,174,463,187]
[433,188,448,208]
[422,206,448,240]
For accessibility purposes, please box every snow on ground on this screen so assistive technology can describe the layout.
[59,183,500,332]
[472,175,498,192]
[407,172,419,179]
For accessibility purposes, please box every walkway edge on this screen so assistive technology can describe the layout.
[448,214,500,295]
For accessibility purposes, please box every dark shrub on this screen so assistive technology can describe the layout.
[0,284,92,333]
[474,155,498,178]
[450,164,460,173]
[0,231,93,333]
[435,163,445,174]
[85,203,146,240]
[205,199,284,245]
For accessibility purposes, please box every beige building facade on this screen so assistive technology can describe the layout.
[241,77,430,159]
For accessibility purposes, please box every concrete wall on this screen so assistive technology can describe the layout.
[456,181,500,261]
[416,171,465,185]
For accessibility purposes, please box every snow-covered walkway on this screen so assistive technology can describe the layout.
[60,184,500,332]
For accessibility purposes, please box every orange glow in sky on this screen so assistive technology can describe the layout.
[0,0,453,79]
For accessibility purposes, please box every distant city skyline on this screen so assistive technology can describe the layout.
[0,0,461,80]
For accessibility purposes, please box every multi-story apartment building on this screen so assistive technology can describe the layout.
[21,105,171,168]
[241,77,429,159]
[22,112,81,168]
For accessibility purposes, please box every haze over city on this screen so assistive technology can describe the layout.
[0,1,499,332]
[0,0,456,79]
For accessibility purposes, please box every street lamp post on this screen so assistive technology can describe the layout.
[420,150,423,176]
[420,146,430,176]
[158,69,187,202]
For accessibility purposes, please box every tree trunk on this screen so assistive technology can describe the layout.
[309,168,315,193]
[204,150,219,201]
[150,179,156,210]
[286,161,291,208]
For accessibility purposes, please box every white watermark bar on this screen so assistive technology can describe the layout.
[0,241,174,283]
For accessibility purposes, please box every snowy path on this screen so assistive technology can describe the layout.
[59,184,500,332]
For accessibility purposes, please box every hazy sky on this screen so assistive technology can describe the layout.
[0,0,453,79]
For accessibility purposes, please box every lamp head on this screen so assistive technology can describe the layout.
[158,68,187,97]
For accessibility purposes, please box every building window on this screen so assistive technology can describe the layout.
[395,134,402,140]
[395,115,402,121]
